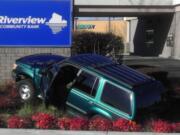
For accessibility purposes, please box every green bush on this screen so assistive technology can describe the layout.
[72,31,124,58]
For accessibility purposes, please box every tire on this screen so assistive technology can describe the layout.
[17,79,35,103]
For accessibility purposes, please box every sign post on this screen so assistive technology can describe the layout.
[0,0,72,47]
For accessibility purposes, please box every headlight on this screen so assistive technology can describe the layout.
[12,64,17,70]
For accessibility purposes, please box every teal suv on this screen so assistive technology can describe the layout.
[12,54,165,120]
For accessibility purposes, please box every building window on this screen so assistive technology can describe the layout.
[145,29,154,45]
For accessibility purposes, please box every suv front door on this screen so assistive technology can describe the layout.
[66,70,99,115]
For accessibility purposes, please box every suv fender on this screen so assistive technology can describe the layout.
[16,72,33,82]
[89,107,112,120]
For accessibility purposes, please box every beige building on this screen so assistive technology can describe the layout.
[75,19,128,43]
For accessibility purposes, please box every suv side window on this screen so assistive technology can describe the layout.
[73,71,99,97]
[101,82,132,115]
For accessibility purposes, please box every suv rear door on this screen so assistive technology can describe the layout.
[66,70,99,115]
[98,80,135,120]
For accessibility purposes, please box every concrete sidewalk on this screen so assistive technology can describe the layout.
[0,129,179,135]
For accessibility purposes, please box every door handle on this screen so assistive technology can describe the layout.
[88,101,94,105]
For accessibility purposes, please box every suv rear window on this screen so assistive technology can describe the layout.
[101,83,132,115]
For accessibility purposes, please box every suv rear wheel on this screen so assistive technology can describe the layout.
[17,79,35,103]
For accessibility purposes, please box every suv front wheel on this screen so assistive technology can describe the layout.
[17,79,35,103]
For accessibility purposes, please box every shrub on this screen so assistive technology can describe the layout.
[174,123,180,132]
[0,80,20,109]
[0,83,6,93]
[88,116,112,131]
[6,81,18,99]
[0,119,4,128]
[57,117,88,130]
[150,119,175,133]
[57,117,71,130]
[32,113,57,129]
[0,95,20,109]
[69,117,88,130]
[72,31,124,59]
[7,116,32,129]
[1,80,17,96]
[112,119,141,132]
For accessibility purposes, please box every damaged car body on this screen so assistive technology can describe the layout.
[12,54,165,120]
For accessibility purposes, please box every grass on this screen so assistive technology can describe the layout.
[36,103,63,117]
[17,102,63,117]
[17,103,35,117]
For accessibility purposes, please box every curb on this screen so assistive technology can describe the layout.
[0,129,179,135]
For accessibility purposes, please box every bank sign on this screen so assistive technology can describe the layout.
[0,0,72,47]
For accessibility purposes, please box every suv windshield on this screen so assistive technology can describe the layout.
[101,82,132,116]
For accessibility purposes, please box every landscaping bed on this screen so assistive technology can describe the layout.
[0,80,180,133]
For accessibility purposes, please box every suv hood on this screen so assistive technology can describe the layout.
[16,54,66,67]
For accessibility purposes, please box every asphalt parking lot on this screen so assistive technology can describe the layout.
[122,56,180,90]
[122,56,180,78]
